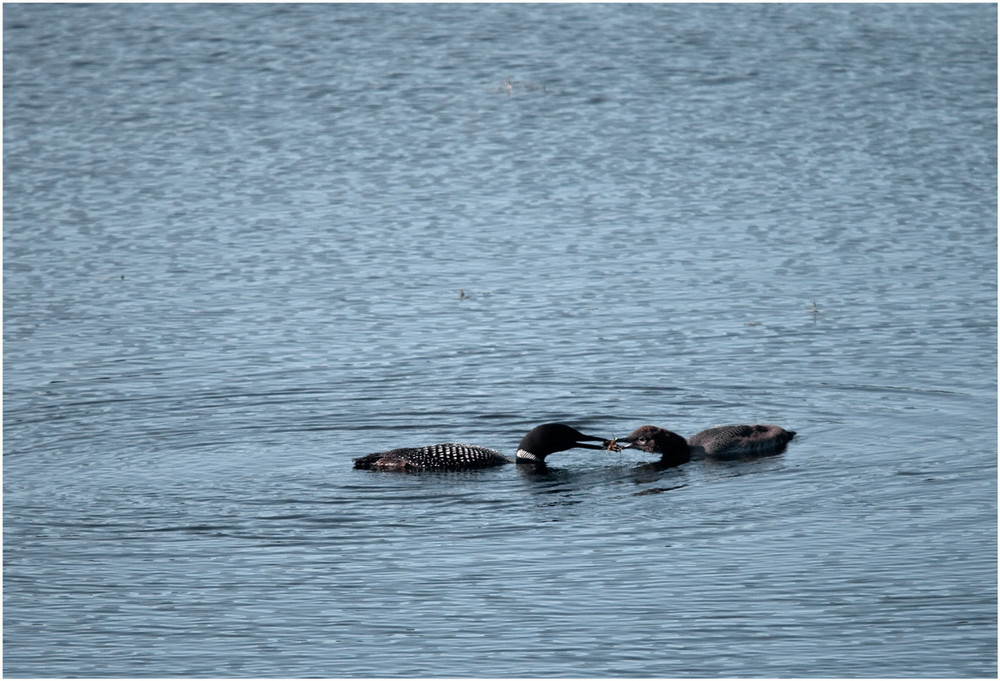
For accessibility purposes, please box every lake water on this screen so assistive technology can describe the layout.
[3,3,996,677]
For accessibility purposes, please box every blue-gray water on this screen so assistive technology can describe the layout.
[4,3,996,677]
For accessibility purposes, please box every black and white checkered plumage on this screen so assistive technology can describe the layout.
[354,423,610,472]
[353,443,513,471]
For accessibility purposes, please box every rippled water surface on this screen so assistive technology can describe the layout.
[4,4,996,677]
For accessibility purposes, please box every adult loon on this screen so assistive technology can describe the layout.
[353,423,618,472]
[620,424,796,464]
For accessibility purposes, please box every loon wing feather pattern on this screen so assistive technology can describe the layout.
[353,444,512,471]
[688,424,796,458]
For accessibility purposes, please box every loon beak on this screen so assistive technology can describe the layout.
[573,432,618,451]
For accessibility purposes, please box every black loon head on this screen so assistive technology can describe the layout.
[515,423,609,464]
[620,425,691,466]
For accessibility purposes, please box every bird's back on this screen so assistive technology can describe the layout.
[688,424,795,458]
[354,443,513,471]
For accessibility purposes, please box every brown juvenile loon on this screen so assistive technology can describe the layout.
[353,423,618,472]
[620,424,796,465]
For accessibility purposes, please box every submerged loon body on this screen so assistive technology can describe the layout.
[620,423,795,465]
[354,423,613,471]
[688,424,796,458]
